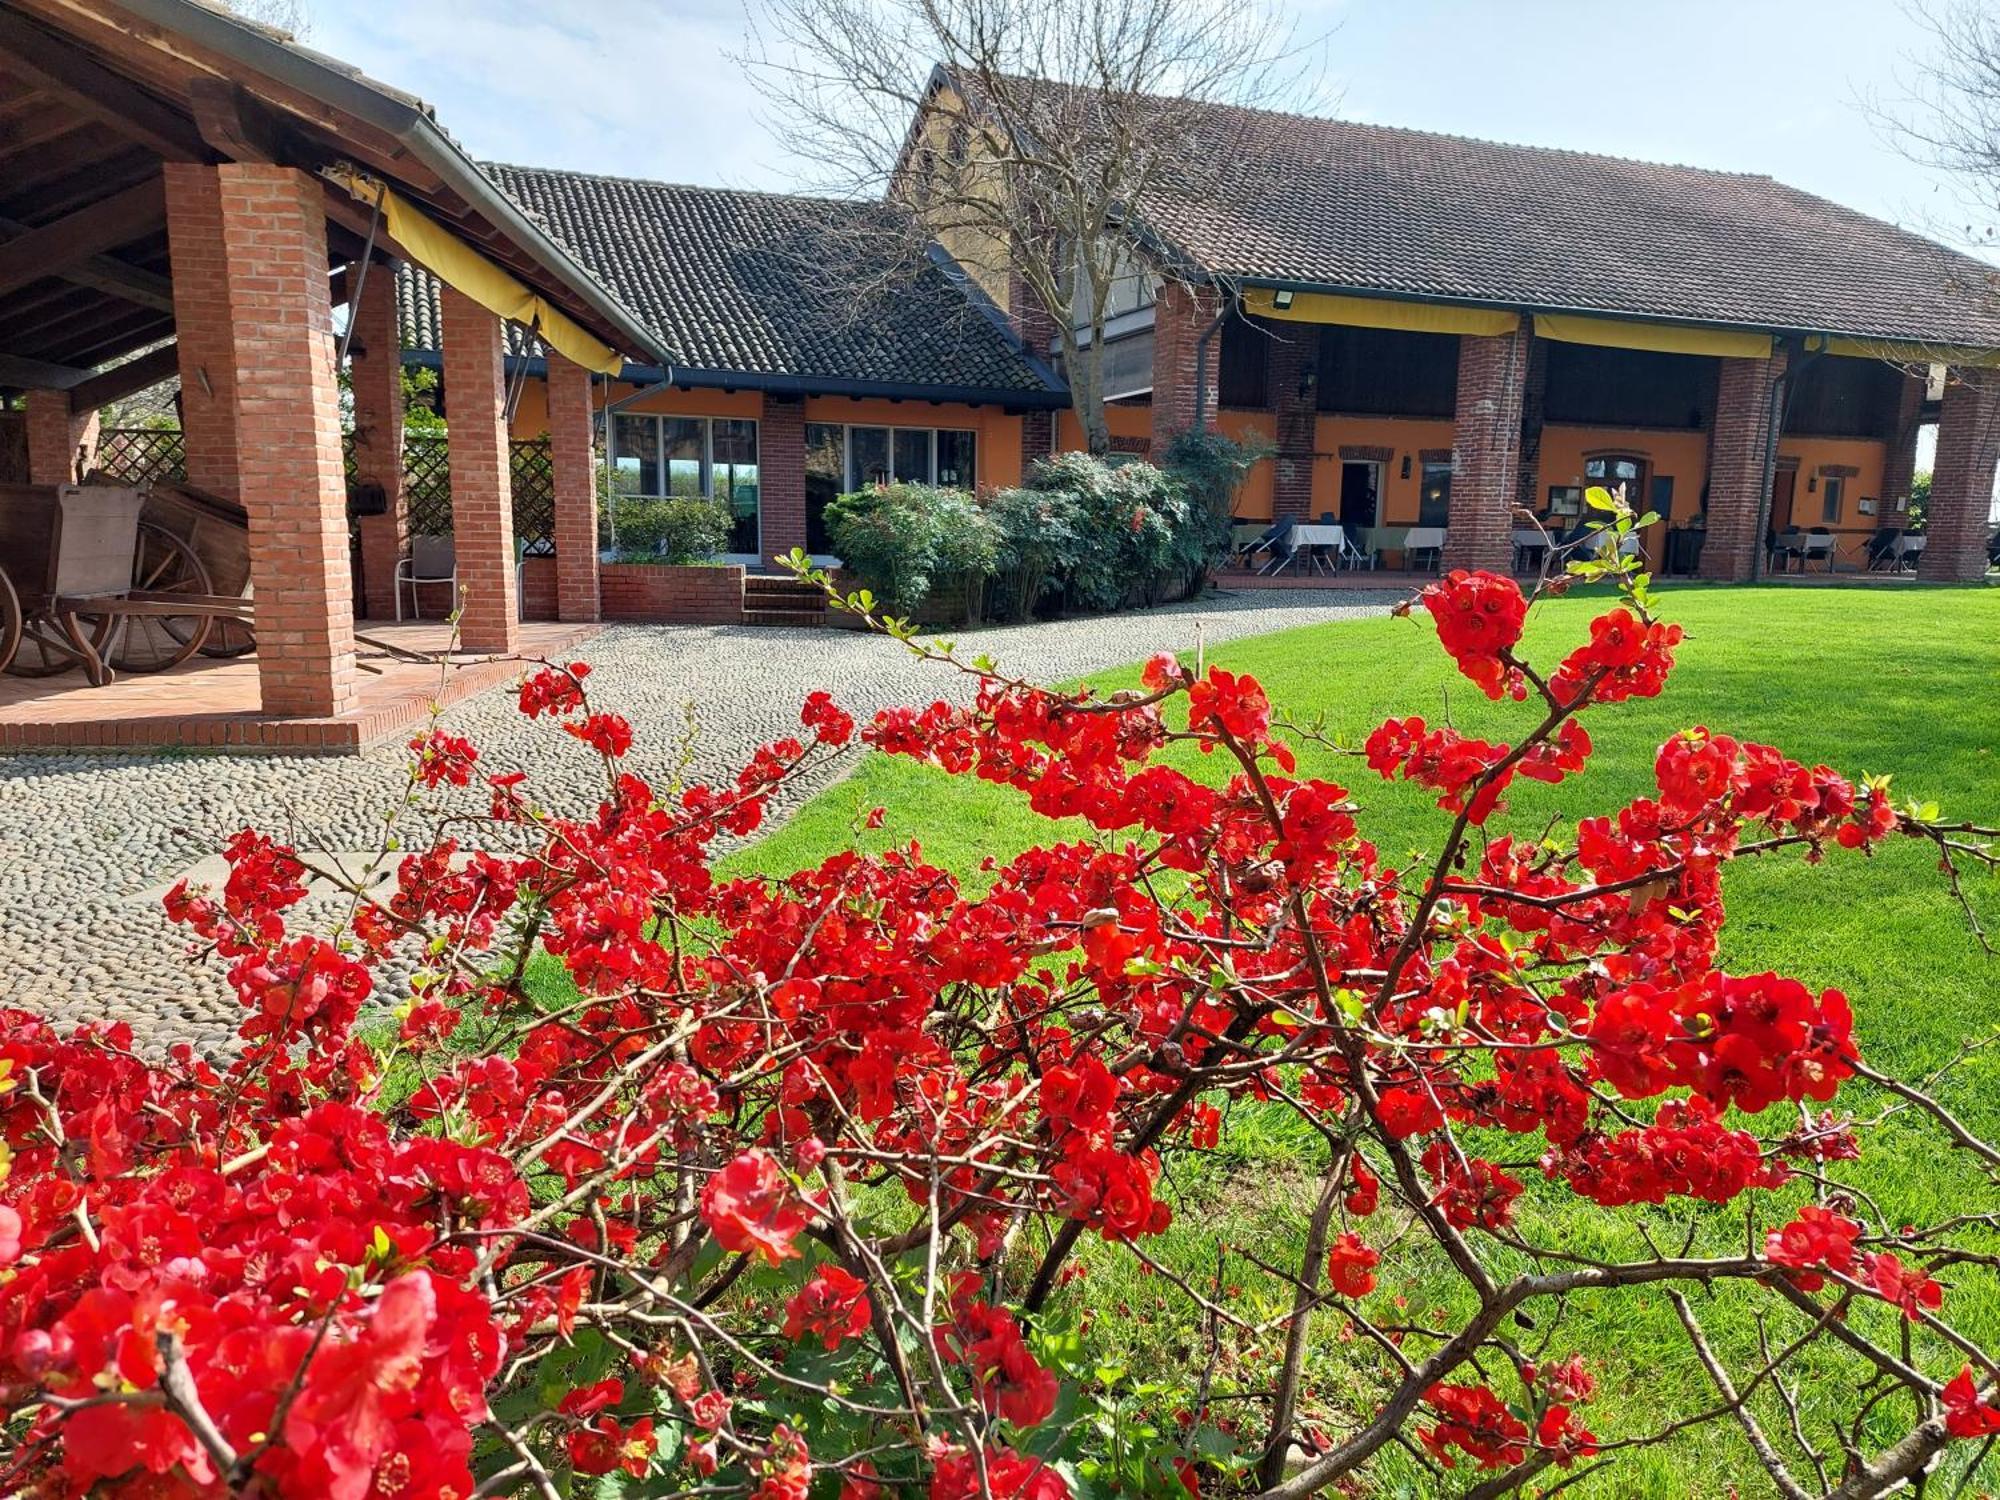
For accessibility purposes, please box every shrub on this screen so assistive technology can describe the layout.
[1011,451,1193,611]
[1159,425,1270,579]
[7,543,2000,1500]
[607,494,732,564]
[823,483,997,616]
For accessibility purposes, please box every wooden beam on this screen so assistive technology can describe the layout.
[186,77,301,166]
[0,214,173,312]
[0,352,89,390]
[66,341,179,411]
[0,11,207,162]
[0,176,167,299]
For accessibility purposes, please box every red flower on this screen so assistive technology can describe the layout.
[1420,570,1528,700]
[1763,1204,1860,1291]
[1186,667,1271,743]
[1325,1232,1379,1297]
[565,711,634,758]
[702,1149,820,1264]
[931,1446,1070,1500]
[1865,1252,1943,1321]
[1944,1367,2000,1438]
[783,1266,872,1350]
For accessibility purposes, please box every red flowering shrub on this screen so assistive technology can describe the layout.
[2,552,1998,1500]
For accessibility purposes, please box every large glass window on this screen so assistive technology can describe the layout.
[894,429,932,484]
[1419,463,1453,528]
[935,430,977,488]
[609,414,762,557]
[848,427,891,490]
[805,422,845,555]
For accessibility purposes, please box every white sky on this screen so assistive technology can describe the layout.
[305,0,1976,235]
[303,0,1986,489]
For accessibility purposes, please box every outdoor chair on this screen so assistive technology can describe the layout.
[1768,528,1807,574]
[1254,518,1300,576]
[1331,526,1369,571]
[1864,527,1904,572]
[1801,530,1835,572]
[1511,526,1550,573]
[1404,526,1448,573]
[395,535,457,621]
[1896,533,1928,572]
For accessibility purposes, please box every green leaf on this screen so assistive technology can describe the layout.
[1584,485,1620,512]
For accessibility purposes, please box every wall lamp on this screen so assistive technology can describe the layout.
[1272,289,1295,310]
[1297,367,1317,402]
[1400,454,1412,479]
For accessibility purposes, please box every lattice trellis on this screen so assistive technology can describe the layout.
[92,427,187,486]
[87,427,557,554]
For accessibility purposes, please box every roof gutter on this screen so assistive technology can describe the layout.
[114,0,679,376]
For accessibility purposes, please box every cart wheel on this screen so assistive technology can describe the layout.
[0,568,19,675]
[197,612,255,659]
[103,524,213,674]
[4,612,115,678]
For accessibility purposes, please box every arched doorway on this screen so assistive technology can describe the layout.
[1584,452,1655,562]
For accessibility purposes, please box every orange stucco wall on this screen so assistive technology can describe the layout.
[505,378,1025,491]
[1773,436,1892,566]
[1534,425,1712,560]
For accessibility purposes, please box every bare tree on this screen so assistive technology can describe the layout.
[741,0,1323,454]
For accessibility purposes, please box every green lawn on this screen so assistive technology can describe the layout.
[711,583,2000,1497]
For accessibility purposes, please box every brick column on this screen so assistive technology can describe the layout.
[215,163,357,717]
[546,350,600,620]
[23,389,95,485]
[1267,324,1320,522]
[1151,281,1221,454]
[164,164,241,500]
[1443,328,1529,572]
[440,284,518,651]
[1920,370,2000,582]
[1698,351,1787,582]
[759,393,807,565]
[1515,333,1549,518]
[1020,408,1054,476]
[1879,367,1926,517]
[349,264,405,621]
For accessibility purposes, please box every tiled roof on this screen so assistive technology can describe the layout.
[992,76,2000,347]
[398,164,1063,400]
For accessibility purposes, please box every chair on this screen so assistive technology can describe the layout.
[1362,525,1408,570]
[1768,528,1806,574]
[1330,526,1368,571]
[1896,533,1928,572]
[1512,526,1549,574]
[1801,530,1835,572]
[1256,518,1300,575]
[1404,526,1448,573]
[1864,527,1904,572]
[395,534,457,621]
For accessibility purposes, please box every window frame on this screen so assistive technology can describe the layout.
[1820,475,1844,524]
[609,413,763,559]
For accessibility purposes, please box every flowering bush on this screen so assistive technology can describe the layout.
[4,551,2000,1500]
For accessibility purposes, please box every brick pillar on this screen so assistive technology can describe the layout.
[23,389,95,485]
[1267,324,1321,522]
[758,393,807,566]
[164,164,241,500]
[1443,328,1529,572]
[1516,333,1549,519]
[1879,367,1926,517]
[1009,265,1059,360]
[349,264,405,621]
[1698,351,1787,582]
[1151,281,1222,454]
[1920,370,2000,582]
[214,163,357,717]
[1020,408,1054,476]
[546,350,600,620]
[439,284,518,651]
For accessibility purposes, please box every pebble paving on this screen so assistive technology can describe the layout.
[0,589,1392,1051]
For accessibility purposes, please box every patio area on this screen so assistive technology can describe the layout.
[0,620,599,753]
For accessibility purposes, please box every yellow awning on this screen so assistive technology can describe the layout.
[1806,333,2000,368]
[327,165,625,376]
[1243,288,1520,337]
[1534,312,1772,360]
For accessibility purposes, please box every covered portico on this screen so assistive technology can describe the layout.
[0,0,670,749]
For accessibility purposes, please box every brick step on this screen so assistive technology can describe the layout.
[743,577,825,600]
[740,607,828,628]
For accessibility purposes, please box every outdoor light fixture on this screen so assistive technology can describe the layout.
[1297,367,1316,401]
[1807,474,1818,493]
[1401,454,1412,479]
[1272,289,1295,310]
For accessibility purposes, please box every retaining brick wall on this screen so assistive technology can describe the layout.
[599,563,746,624]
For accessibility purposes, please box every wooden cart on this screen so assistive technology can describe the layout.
[137,483,256,659]
[0,484,251,684]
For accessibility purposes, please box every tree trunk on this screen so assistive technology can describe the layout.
[1069,334,1110,456]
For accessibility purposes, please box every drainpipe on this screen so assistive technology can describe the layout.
[1190,281,1238,432]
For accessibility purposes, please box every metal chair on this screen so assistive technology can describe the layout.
[1864,527,1904,572]
[1801,530,1835,572]
[395,534,457,621]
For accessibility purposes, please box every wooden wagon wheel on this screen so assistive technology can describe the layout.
[0,566,20,676]
[197,610,255,659]
[102,523,213,674]
[5,610,113,677]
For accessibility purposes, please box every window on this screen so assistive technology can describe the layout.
[805,422,845,555]
[838,426,976,494]
[1584,455,1647,508]
[1419,463,1453,528]
[1821,476,1844,524]
[610,415,762,556]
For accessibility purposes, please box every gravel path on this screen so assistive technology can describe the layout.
[0,588,1391,1050]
